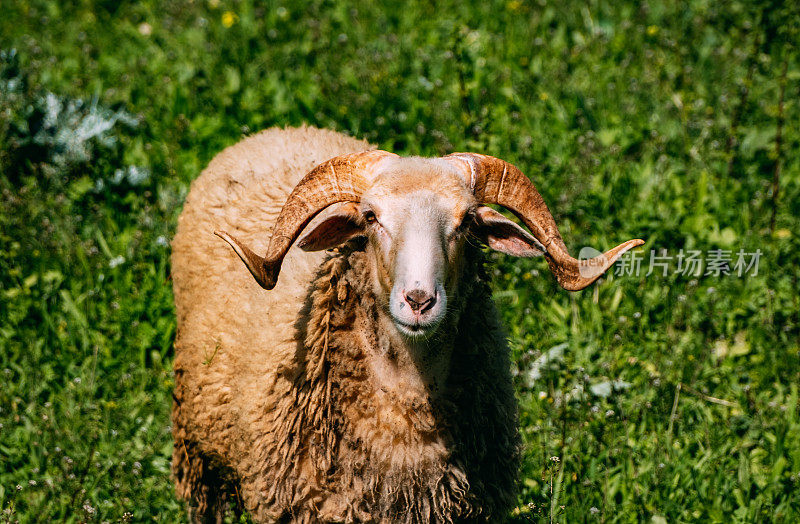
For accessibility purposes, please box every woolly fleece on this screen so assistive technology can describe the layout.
[171,126,520,523]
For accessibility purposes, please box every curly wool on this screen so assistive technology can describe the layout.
[174,240,519,522]
[264,241,518,523]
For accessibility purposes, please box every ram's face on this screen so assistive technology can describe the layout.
[360,165,474,338]
[297,158,545,340]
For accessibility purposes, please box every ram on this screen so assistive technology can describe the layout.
[170,125,642,523]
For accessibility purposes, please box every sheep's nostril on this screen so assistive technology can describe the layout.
[404,289,436,313]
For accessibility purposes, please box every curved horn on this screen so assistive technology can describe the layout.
[215,149,397,290]
[443,153,644,291]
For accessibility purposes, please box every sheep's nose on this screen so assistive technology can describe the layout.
[404,289,436,313]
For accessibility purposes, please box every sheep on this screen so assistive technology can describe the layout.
[170,125,643,523]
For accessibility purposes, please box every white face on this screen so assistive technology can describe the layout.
[362,189,469,339]
[344,159,475,340]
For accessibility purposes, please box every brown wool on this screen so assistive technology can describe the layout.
[171,126,520,523]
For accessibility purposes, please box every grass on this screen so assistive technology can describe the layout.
[1,0,799,522]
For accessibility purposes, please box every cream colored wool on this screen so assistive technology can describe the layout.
[171,126,519,523]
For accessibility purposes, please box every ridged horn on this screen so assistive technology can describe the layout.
[215,150,397,289]
[443,153,644,291]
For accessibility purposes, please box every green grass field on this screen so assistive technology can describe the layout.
[1,0,799,521]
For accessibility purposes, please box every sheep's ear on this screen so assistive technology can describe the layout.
[297,202,365,252]
[471,206,545,257]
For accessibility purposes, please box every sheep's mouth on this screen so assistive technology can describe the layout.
[393,318,441,339]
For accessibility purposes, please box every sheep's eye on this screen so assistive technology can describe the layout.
[363,210,377,224]
[457,210,475,231]
[450,210,475,240]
